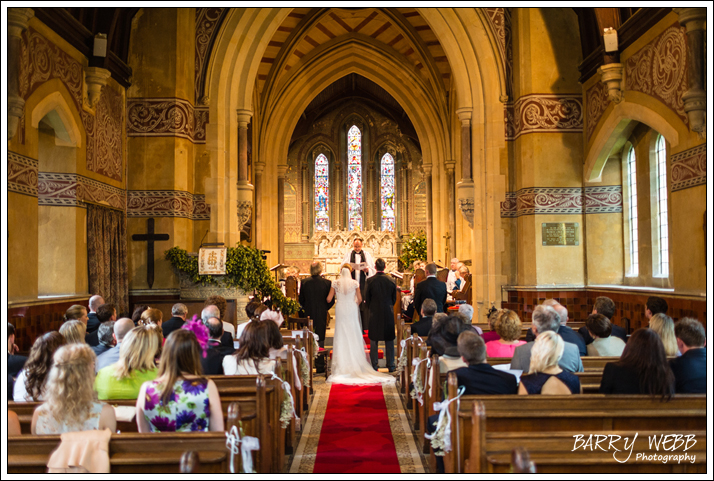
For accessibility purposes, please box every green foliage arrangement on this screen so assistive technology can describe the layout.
[399,230,427,270]
[165,245,301,315]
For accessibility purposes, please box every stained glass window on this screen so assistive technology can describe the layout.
[654,135,669,277]
[380,153,395,231]
[347,125,362,230]
[626,146,639,277]
[314,154,329,232]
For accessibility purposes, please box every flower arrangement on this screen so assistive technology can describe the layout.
[165,245,300,315]
[399,230,427,270]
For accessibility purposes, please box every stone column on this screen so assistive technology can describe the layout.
[398,162,408,237]
[445,159,457,258]
[7,8,34,141]
[423,162,434,261]
[367,158,376,230]
[456,108,475,229]
[334,156,342,230]
[236,109,254,240]
[253,161,265,248]
[674,8,707,137]
[277,164,287,263]
[301,164,309,240]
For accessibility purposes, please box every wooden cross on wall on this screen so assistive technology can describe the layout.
[132,218,169,289]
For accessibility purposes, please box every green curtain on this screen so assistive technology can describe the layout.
[87,204,128,315]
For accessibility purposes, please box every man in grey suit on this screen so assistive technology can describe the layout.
[511,305,583,373]
[95,317,134,372]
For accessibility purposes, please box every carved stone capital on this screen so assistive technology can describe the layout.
[84,66,111,109]
[7,8,34,37]
[456,180,475,229]
[422,163,433,176]
[598,63,624,104]
[253,161,266,175]
[7,95,25,141]
[673,8,706,32]
[444,160,456,175]
[682,88,707,139]
[277,164,288,178]
[455,107,472,124]
[236,108,252,127]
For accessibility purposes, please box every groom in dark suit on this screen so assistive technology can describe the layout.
[299,261,335,371]
[364,258,397,372]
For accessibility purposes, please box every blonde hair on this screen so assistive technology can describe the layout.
[529,331,564,374]
[113,326,159,380]
[494,310,522,341]
[649,313,678,356]
[140,308,163,326]
[64,305,87,321]
[340,263,354,273]
[44,344,97,429]
[59,320,86,344]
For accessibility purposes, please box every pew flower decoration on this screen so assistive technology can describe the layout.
[296,349,311,389]
[425,385,466,456]
[182,316,210,358]
[397,340,409,371]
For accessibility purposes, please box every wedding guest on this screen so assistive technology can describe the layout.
[7,323,27,394]
[131,305,149,326]
[585,314,626,357]
[136,329,224,432]
[32,344,116,434]
[91,321,116,357]
[428,315,470,373]
[205,295,235,340]
[600,328,674,398]
[94,326,159,400]
[649,313,679,357]
[579,296,627,344]
[645,296,669,320]
[201,317,234,375]
[414,263,447,315]
[223,321,277,375]
[95,318,135,372]
[59,320,86,345]
[162,303,188,338]
[455,330,518,394]
[64,304,89,326]
[481,308,501,343]
[139,308,163,327]
[519,331,582,395]
[457,304,483,335]
[202,304,234,348]
[486,310,526,358]
[670,318,706,394]
[87,295,105,333]
[87,304,116,347]
[14,332,66,402]
[411,298,436,337]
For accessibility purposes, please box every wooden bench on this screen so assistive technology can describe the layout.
[8,432,232,474]
[439,372,707,474]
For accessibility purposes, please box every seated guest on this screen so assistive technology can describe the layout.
[201,317,234,375]
[457,304,483,335]
[163,303,188,338]
[585,314,626,357]
[600,328,674,398]
[579,296,627,344]
[94,326,159,400]
[266,318,287,361]
[670,318,706,394]
[96,318,135,372]
[91,321,116,357]
[519,331,582,395]
[481,308,501,343]
[64,304,89,326]
[87,304,117,347]
[411,298,436,337]
[139,307,163,327]
[224,321,277,375]
[131,305,149,326]
[428,315,470,373]
[486,309,526,358]
[205,294,236,340]
[645,296,669,320]
[14,332,66,402]
[526,299,586,356]
[455,331,518,394]
[59,320,86,345]
[8,411,21,436]
[148,323,165,360]
[137,329,224,432]
[8,323,27,394]
[86,295,105,333]
[32,344,116,434]
[649,313,679,357]
[512,305,583,373]
[402,268,426,320]
[202,304,234,348]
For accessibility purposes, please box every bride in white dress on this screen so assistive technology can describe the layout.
[326,265,395,385]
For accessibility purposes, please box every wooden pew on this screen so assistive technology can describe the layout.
[9,374,284,473]
[440,372,707,474]
[8,432,231,474]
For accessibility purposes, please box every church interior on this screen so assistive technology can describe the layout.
[5,7,709,474]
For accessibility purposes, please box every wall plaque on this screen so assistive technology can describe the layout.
[542,222,579,246]
[199,247,227,274]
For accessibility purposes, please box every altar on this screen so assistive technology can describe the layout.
[312,229,399,277]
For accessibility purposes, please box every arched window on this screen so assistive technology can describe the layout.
[314,154,329,232]
[347,125,362,230]
[626,146,639,276]
[380,153,395,231]
[654,135,669,276]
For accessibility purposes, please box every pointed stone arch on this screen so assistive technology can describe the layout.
[29,83,83,149]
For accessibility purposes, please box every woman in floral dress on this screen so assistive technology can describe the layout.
[136,329,224,432]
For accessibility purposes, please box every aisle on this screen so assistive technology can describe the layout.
[289,378,426,473]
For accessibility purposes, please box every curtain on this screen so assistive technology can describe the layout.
[87,204,129,315]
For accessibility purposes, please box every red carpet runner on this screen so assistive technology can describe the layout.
[313,384,400,473]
